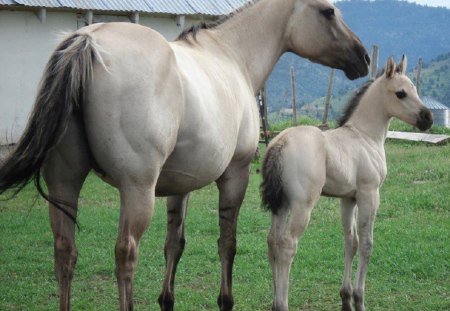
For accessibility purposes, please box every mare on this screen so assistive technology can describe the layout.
[0,0,369,310]
[261,55,433,311]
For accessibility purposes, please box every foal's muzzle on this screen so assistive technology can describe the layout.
[416,108,433,131]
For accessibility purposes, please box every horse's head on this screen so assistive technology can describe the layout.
[381,55,433,131]
[285,0,369,80]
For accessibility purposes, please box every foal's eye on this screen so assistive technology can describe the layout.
[395,90,407,99]
[321,8,335,20]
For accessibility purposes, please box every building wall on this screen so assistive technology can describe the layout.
[0,9,196,144]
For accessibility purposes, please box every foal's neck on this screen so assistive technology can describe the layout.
[346,81,391,147]
[213,0,292,93]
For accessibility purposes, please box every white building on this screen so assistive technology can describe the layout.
[0,0,248,144]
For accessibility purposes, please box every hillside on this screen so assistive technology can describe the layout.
[297,53,450,121]
[265,0,450,113]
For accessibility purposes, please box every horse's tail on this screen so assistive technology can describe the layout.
[0,32,102,212]
[260,141,286,214]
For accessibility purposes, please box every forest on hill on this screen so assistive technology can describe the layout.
[265,0,450,117]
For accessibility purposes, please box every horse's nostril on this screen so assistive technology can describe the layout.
[364,54,371,65]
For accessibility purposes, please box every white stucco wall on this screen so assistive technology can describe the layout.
[0,9,198,144]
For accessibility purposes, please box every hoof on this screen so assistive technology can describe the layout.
[158,292,174,311]
[217,294,234,311]
[340,287,353,311]
[353,292,365,311]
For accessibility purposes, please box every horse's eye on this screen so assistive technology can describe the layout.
[395,90,407,99]
[322,8,335,20]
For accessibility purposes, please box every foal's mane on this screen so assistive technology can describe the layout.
[337,69,386,127]
[337,80,373,127]
[176,0,259,41]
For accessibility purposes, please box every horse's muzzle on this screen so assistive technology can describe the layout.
[416,108,433,131]
[343,46,370,80]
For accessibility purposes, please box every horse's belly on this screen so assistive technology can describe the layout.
[155,140,234,196]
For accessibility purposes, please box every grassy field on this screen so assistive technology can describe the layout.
[0,139,449,310]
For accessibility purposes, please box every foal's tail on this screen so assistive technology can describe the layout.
[260,141,286,215]
[0,32,102,215]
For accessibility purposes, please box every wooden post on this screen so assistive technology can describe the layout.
[370,45,379,79]
[290,66,297,126]
[258,86,270,146]
[416,57,423,96]
[322,68,335,125]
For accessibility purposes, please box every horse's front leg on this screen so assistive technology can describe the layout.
[340,198,359,311]
[215,162,250,311]
[353,188,379,311]
[158,193,190,311]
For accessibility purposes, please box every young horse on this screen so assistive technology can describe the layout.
[0,0,369,310]
[261,56,433,311]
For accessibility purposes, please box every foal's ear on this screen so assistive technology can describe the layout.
[385,57,396,79]
[396,54,407,74]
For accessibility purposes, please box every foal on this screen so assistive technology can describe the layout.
[261,56,433,311]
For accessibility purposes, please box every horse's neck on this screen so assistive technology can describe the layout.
[346,82,391,147]
[213,0,292,93]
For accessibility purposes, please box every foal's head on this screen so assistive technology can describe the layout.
[380,56,433,131]
[285,0,370,80]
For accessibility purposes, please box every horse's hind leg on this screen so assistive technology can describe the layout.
[115,183,156,311]
[340,198,359,311]
[215,162,251,311]
[158,193,190,311]
[42,117,91,311]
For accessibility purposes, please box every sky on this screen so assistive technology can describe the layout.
[333,1,450,9]
[405,0,450,8]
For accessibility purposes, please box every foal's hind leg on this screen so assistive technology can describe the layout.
[215,162,251,311]
[42,118,91,311]
[268,195,318,311]
[158,193,190,311]
[340,198,359,311]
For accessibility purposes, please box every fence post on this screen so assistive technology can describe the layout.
[258,86,270,146]
[416,57,423,96]
[290,66,297,126]
[321,68,335,126]
[370,45,379,79]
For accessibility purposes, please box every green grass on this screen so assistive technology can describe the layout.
[1,141,449,310]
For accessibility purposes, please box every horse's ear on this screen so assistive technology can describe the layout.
[385,57,396,79]
[396,54,407,74]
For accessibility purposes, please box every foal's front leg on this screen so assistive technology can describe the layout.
[340,198,359,311]
[215,163,251,311]
[158,193,190,311]
[353,188,379,311]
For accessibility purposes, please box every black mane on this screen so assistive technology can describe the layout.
[176,0,259,41]
[337,80,373,127]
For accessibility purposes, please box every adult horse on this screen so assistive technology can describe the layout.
[261,56,433,311]
[0,0,369,310]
